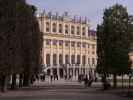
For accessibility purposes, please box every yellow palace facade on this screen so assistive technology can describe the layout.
[37,11,97,78]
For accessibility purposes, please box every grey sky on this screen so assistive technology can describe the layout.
[26,0,133,30]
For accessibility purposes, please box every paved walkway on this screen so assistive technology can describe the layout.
[0,79,132,100]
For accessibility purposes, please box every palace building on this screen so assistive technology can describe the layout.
[37,11,97,79]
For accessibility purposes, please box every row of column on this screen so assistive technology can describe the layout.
[49,66,96,79]
[40,17,89,38]
[43,40,96,66]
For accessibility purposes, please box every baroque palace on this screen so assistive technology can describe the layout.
[37,11,97,79]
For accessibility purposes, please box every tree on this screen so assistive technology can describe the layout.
[0,0,43,91]
[97,4,132,88]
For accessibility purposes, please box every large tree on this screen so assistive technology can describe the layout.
[0,0,43,91]
[97,4,132,88]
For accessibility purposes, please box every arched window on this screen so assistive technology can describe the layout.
[59,54,63,65]
[65,41,69,47]
[52,23,57,32]
[77,42,81,47]
[82,27,86,36]
[82,55,86,65]
[71,41,75,47]
[59,24,63,33]
[88,58,90,64]
[59,40,63,46]
[65,55,69,64]
[71,55,75,64]
[71,25,75,34]
[46,22,50,32]
[65,25,69,34]
[92,58,95,64]
[53,40,57,46]
[77,26,80,35]
[53,54,57,65]
[46,39,51,45]
[46,54,50,66]
[82,42,86,48]
[77,55,80,65]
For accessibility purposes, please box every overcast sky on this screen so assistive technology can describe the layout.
[26,0,133,30]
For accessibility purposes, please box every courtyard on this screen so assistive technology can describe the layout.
[0,79,132,100]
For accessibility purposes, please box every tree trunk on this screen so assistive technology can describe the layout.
[19,74,23,88]
[122,74,124,88]
[23,73,30,86]
[1,75,8,92]
[11,74,17,89]
[113,73,117,88]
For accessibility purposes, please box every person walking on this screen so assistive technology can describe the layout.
[84,75,88,87]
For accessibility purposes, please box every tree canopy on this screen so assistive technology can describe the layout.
[97,4,132,75]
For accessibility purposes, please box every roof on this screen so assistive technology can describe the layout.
[88,30,97,36]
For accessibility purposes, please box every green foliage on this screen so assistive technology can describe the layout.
[0,0,43,76]
[97,4,132,75]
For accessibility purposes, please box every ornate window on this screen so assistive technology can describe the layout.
[82,43,86,48]
[52,23,57,32]
[53,54,57,65]
[82,27,86,36]
[92,51,95,55]
[65,25,69,34]
[59,54,63,65]
[71,41,75,47]
[53,40,57,46]
[77,26,80,35]
[88,58,90,64]
[65,41,69,47]
[59,24,63,33]
[88,44,90,48]
[82,55,86,65]
[77,55,80,65]
[71,25,75,34]
[92,44,95,49]
[71,55,75,64]
[65,55,69,64]
[46,54,50,66]
[46,39,51,45]
[77,42,81,47]
[59,40,63,46]
[46,22,50,32]
[92,58,95,64]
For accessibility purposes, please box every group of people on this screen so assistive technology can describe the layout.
[78,73,94,87]
[50,74,59,82]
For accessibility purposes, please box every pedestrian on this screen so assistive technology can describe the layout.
[88,73,93,87]
[101,75,111,90]
[50,74,53,83]
[42,74,45,81]
[84,75,88,87]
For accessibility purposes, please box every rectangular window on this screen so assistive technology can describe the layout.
[71,26,75,34]
[82,43,86,48]
[82,55,86,65]
[77,26,80,35]
[88,44,90,48]
[92,44,95,49]
[65,41,69,47]
[53,40,57,46]
[59,40,63,46]
[46,39,51,45]
[77,42,81,47]
[65,25,69,34]
[46,22,50,32]
[71,41,75,47]
[92,58,95,64]
[82,27,86,36]
[88,58,90,64]
[59,24,63,33]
